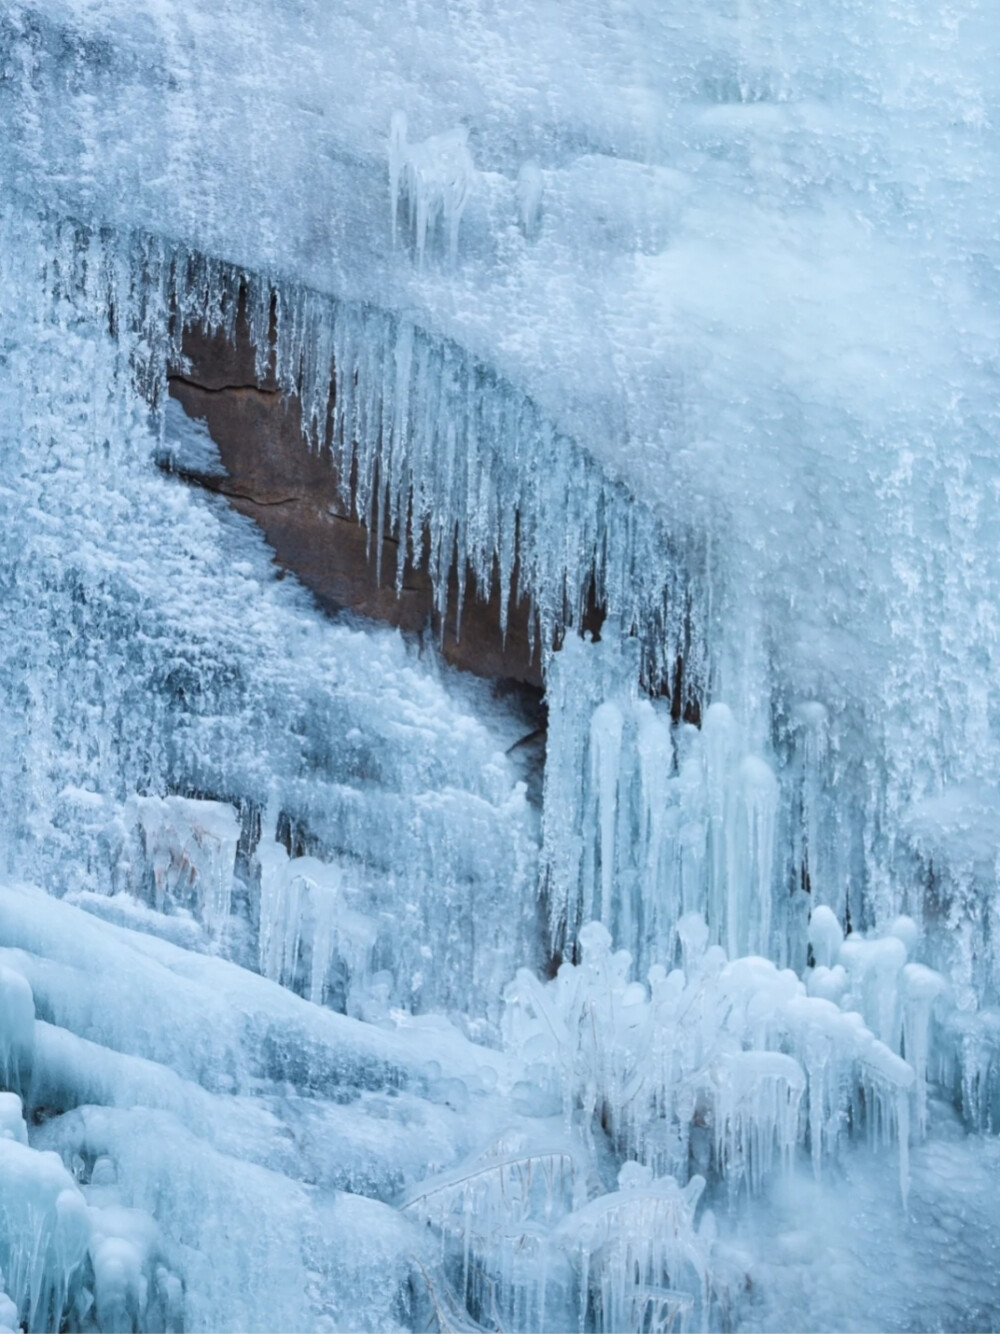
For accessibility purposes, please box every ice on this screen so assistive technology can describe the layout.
[2,0,1000,1327]
[0,1135,90,1331]
[517,162,544,240]
[90,1235,145,1334]
[901,963,948,1137]
[157,398,225,478]
[558,1166,712,1333]
[389,113,475,266]
[0,883,519,1331]
[505,915,915,1212]
[129,796,240,936]
[402,1131,584,1330]
[257,832,376,1008]
[0,1280,17,1334]
[0,1095,28,1146]
[0,965,34,1097]
[713,1051,805,1199]
[588,702,624,929]
[543,634,781,972]
[807,906,843,970]
[801,904,953,1154]
[840,934,908,1051]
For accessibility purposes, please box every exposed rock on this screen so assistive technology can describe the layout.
[168,312,551,687]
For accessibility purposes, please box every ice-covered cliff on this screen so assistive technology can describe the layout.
[2,1,1000,1330]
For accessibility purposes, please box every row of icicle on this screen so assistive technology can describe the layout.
[19,199,704,699]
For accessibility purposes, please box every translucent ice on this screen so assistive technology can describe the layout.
[390,112,475,265]
[0,1136,89,1330]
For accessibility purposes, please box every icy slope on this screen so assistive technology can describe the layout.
[0,881,517,1332]
[5,878,1000,1333]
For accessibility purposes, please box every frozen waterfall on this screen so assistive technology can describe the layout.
[3,0,1000,1330]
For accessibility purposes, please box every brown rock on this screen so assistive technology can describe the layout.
[168,312,547,687]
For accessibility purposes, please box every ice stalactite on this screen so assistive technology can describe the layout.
[503,916,915,1206]
[0,198,703,701]
[543,634,779,974]
[257,826,376,1010]
[389,112,475,266]
[130,796,239,937]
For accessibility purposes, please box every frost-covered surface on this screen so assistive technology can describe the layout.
[3,1,1000,1330]
[5,0,1000,720]
[5,0,1000,933]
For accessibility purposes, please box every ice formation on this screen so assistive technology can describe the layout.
[389,113,475,266]
[2,0,1000,1330]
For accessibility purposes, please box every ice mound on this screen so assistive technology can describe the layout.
[0,1126,90,1331]
[504,916,916,1206]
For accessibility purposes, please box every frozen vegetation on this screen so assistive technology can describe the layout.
[2,0,1000,1330]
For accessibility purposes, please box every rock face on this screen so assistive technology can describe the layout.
[168,312,550,688]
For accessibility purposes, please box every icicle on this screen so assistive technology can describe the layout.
[896,1086,911,1210]
[900,962,948,1138]
[635,699,674,927]
[517,162,544,239]
[0,967,34,1098]
[129,797,239,938]
[589,702,624,929]
[840,933,907,1051]
[792,701,831,911]
[808,905,843,969]
[738,755,778,957]
[388,114,474,266]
